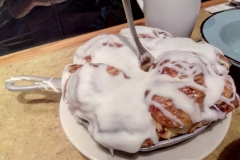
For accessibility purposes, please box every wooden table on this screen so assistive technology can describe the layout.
[1,0,240,159]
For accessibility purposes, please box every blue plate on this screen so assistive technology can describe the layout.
[201,9,240,67]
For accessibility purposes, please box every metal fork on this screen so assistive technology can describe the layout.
[121,0,154,71]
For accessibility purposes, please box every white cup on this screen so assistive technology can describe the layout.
[136,0,201,37]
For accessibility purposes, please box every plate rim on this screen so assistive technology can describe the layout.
[59,97,232,160]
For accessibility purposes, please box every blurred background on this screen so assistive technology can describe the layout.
[0,0,209,56]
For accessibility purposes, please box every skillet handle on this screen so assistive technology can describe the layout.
[5,76,61,92]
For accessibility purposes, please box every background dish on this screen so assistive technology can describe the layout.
[136,0,144,11]
[201,9,240,67]
[59,98,232,160]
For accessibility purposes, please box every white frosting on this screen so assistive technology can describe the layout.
[73,34,140,76]
[62,26,238,153]
[36,78,60,92]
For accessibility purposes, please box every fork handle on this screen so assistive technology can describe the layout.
[121,0,148,56]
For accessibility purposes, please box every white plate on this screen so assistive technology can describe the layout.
[136,0,144,11]
[59,98,232,160]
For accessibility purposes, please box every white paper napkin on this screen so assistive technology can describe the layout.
[204,2,236,13]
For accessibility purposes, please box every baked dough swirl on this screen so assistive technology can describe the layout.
[61,26,239,153]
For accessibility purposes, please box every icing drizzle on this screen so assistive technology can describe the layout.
[62,26,239,153]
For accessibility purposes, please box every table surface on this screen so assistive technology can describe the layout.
[1,0,240,160]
